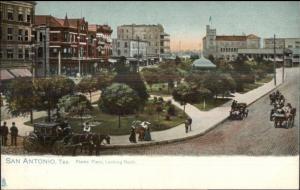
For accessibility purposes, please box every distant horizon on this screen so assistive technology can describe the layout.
[36,1,300,51]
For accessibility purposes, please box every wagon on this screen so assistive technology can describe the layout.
[229,103,249,120]
[273,114,291,129]
[23,122,71,154]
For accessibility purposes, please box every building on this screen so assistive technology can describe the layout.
[203,25,261,61]
[264,38,300,49]
[34,15,113,76]
[112,39,148,58]
[0,1,36,81]
[192,54,216,71]
[116,24,171,61]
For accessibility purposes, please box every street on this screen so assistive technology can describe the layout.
[100,68,299,156]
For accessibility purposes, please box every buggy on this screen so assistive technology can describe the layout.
[23,121,71,153]
[229,102,249,120]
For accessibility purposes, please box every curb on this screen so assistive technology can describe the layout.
[102,81,284,150]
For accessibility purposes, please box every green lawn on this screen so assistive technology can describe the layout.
[25,102,187,136]
[193,98,231,111]
[256,75,273,84]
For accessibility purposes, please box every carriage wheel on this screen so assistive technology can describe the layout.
[23,136,43,152]
[52,140,67,155]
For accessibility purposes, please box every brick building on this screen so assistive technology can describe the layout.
[0,1,36,81]
[34,14,113,76]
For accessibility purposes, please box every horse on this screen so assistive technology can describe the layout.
[65,133,110,156]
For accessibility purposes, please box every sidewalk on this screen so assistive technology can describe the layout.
[2,68,286,147]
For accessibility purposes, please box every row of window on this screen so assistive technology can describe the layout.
[2,11,31,23]
[1,27,29,41]
[220,47,238,52]
[0,49,29,59]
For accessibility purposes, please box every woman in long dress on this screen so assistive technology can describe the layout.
[144,127,152,141]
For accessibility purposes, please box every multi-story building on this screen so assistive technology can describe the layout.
[116,24,171,61]
[0,1,36,80]
[34,15,113,76]
[87,24,113,71]
[112,39,149,58]
[203,25,260,61]
[238,37,300,65]
[264,38,300,49]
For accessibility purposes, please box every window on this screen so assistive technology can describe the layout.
[24,30,29,41]
[124,42,128,48]
[27,15,31,23]
[39,32,43,42]
[18,29,23,41]
[7,28,13,40]
[117,42,120,48]
[8,11,14,20]
[25,49,29,59]
[18,13,23,21]
[7,49,13,59]
[38,47,43,57]
[18,48,23,59]
[63,48,67,53]
[117,49,121,56]
[53,48,57,53]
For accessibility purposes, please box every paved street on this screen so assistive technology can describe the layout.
[99,67,299,155]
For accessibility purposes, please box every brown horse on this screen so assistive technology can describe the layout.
[66,133,110,156]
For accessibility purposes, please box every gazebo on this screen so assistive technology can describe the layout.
[192,54,216,70]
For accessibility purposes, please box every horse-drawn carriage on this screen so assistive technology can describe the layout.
[129,120,151,142]
[229,102,249,120]
[269,90,285,106]
[270,105,296,129]
[23,121,110,155]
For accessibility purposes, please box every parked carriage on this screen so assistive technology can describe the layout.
[229,102,249,120]
[23,122,70,153]
[23,121,110,155]
[269,91,285,106]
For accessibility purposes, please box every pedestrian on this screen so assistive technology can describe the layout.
[129,127,137,143]
[188,117,192,131]
[184,119,189,133]
[144,126,152,141]
[1,122,9,146]
[10,122,18,146]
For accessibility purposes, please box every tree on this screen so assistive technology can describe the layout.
[96,73,114,90]
[172,82,199,113]
[208,54,215,63]
[58,94,92,125]
[175,56,182,65]
[5,78,38,123]
[33,77,75,122]
[113,60,149,104]
[76,77,98,102]
[99,83,140,128]
[141,67,161,91]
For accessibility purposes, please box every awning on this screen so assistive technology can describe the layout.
[9,68,32,78]
[1,69,15,80]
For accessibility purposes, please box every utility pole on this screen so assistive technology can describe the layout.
[273,34,277,86]
[58,50,61,75]
[43,33,47,77]
[282,39,285,83]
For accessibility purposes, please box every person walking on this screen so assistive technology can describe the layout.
[1,122,9,146]
[144,126,152,141]
[10,122,18,146]
[184,119,189,133]
[188,117,192,131]
[129,127,137,143]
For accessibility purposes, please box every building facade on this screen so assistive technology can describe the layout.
[203,25,260,61]
[34,15,113,76]
[112,39,149,58]
[117,24,170,60]
[0,1,36,80]
[264,38,300,49]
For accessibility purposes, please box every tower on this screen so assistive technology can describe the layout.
[204,25,216,58]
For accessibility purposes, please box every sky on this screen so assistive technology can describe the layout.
[35,1,300,51]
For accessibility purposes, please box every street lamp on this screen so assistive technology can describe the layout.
[77,36,81,77]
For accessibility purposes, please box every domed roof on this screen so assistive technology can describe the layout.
[192,55,216,69]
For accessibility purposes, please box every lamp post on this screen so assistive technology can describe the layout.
[77,36,81,77]
[86,37,89,75]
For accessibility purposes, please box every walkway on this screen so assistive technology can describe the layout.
[2,68,287,147]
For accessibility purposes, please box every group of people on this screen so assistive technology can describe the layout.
[184,117,192,133]
[129,121,152,143]
[0,121,19,146]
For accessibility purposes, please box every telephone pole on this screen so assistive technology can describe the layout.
[273,34,277,86]
[282,39,285,83]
